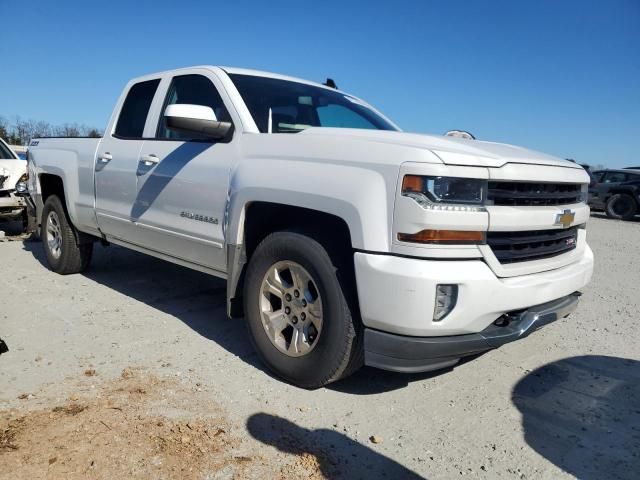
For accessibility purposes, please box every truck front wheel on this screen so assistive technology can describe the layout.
[42,195,93,274]
[243,231,362,389]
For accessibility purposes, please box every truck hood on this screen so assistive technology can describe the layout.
[0,158,27,191]
[299,128,581,169]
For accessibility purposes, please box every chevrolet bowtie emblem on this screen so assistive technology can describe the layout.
[555,209,575,228]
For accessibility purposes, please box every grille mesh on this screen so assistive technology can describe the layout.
[488,182,582,206]
[487,227,578,264]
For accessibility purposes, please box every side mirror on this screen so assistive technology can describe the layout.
[164,104,232,140]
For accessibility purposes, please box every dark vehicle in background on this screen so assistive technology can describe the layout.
[589,169,640,220]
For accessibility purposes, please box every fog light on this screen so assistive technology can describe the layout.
[434,284,458,321]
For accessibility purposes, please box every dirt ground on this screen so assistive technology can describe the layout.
[0,215,639,479]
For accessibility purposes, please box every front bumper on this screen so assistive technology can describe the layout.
[354,246,593,337]
[364,292,581,373]
[0,190,26,218]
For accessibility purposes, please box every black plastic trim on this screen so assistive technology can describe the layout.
[364,292,581,373]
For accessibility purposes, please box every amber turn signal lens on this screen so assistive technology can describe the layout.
[402,175,424,193]
[397,229,486,244]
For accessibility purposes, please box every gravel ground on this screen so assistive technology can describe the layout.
[0,214,638,479]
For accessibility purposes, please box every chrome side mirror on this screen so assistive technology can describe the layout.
[164,104,232,140]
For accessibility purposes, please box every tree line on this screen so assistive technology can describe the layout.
[0,116,102,145]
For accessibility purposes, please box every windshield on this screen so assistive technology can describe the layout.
[228,74,398,133]
[0,140,17,160]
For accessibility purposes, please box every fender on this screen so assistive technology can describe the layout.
[225,158,395,251]
[224,156,397,317]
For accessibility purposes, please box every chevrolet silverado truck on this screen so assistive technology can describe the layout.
[27,66,594,388]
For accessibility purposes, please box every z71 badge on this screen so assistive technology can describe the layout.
[180,211,218,224]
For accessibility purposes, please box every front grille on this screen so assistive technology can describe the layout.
[488,182,582,206]
[487,227,578,264]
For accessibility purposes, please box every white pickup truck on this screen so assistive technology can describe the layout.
[27,66,594,388]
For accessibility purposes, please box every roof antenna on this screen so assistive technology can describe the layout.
[323,78,338,89]
[268,108,273,134]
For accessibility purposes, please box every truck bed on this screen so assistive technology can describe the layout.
[29,137,102,235]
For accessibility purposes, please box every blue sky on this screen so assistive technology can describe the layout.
[0,0,638,167]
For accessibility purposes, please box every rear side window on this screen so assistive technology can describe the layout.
[156,74,231,140]
[114,79,160,138]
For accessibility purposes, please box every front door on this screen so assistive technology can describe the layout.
[95,79,161,240]
[132,73,236,272]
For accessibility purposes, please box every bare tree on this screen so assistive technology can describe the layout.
[54,123,81,137]
[13,116,30,145]
[0,116,102,143]
[33,120,54,138]
[0,116,9,141]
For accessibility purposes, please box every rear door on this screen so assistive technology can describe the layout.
[95,79,160,240]
[133,72,237,272]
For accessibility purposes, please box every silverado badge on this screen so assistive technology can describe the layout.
[555,209,575,228]
[180,211,218,224]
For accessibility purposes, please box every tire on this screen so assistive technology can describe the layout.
[41,195,93,274]
[243,231,363,389]
[605,193,638,221]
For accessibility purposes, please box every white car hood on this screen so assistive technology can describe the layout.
[0,158,27,191]
[299,128,581,169]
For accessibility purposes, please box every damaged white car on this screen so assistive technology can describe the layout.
[0,137,28,226]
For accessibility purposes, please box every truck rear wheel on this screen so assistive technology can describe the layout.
[243,231,362,389]
[605,193,638,220]
[42,195,93,274]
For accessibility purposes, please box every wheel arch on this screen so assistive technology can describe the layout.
[38,173,93,244]
[226,200,355,318]
[39,173,66,205]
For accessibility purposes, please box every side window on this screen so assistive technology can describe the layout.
[317,104,376,130]
[603,172,627,183]
[114,79,160,138]
[0,140,16,159]
[157,74,231,140]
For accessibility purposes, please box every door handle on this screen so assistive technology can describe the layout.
[98,152,112,162]
[140,154,160,166]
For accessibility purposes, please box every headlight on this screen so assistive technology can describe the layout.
[580,184,588,203]
[402,175,487,211]
[15,173,28,194]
